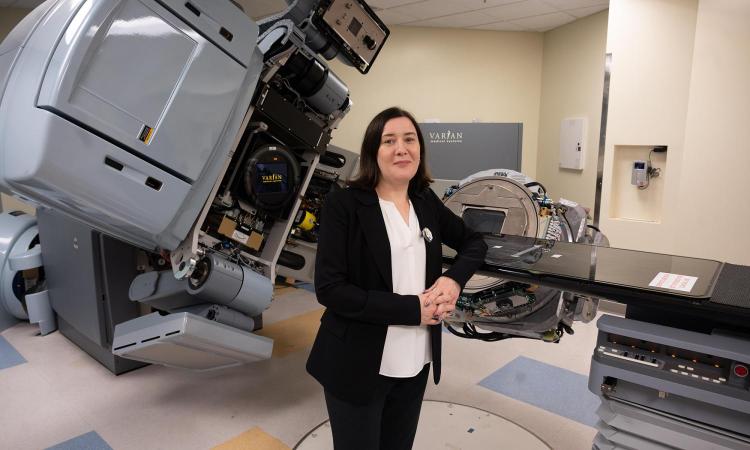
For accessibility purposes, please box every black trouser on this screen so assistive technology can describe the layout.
[324,364,430,450]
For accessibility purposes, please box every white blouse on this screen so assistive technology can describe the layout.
[378,198,432,378]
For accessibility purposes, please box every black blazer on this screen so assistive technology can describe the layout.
[306,186,487,404]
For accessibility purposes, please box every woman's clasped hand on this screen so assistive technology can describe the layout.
[418,276,460,324]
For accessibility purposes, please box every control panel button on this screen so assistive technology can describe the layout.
[734,364,748,378]
[363,35,377,50]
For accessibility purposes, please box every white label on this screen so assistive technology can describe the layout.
[551,254,562,259]
[649,272,698,293]
[492,245,503,249]
[232,229,249,243]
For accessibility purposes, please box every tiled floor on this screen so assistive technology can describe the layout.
[479,356,601,427]
[0,285,605,449]
[0,334,26,369]
[298,401,551,449]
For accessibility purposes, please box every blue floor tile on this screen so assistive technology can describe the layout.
[0,335,26,370]
[479,356,600,427]
[46,431,113,450]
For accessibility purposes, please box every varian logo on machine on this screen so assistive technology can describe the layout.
[428,130,463,144]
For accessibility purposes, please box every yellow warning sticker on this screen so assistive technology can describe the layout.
[138,125,154,144]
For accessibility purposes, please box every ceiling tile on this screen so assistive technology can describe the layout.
[439,0,523,8]
[0,0,609,33]
[471,21,528,31]
[566,4,608,18]
[374,8,422,24]
[507,11,574,31]
[386,0,475,21]
[483,0,558,21]
[541,0,607,10]
[367,0,426,9]
[407,10,497,28]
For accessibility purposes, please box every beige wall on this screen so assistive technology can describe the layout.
[0,7,34,214]
[328,25,544,177]
[672,0,750,264]
[599,0,750,264]
[535,11,608,210]
[599,0,698,254]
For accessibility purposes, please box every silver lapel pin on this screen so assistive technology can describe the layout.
[422,227,433,243]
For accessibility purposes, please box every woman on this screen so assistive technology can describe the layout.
[306,107,487,450]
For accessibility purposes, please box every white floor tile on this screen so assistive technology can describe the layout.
[0,361,92,450]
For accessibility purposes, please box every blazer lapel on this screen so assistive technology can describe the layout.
[410,189,442,286]
[353,189,393,291]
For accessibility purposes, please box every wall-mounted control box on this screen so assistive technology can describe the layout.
[631,160,648,187]
[559,117,586,170]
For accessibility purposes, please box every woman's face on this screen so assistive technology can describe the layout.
[376,117,421,188]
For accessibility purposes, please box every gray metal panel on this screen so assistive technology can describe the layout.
[25,290,56,335]
[37,208,106,346]
[37,0,249,181]
[99,233,143,344]
[593,53,612,227]
[598,379,750,440]
[0,0,195,249]
[155,0,257,66]
[2,114,193,248]
[0,0,49,133]
[0,0,264,250]
[597,398,750,449]
[589,356,750,415]
[589,316,750,442]
[597,315,750,363]
[592,432,617,450]
[113,312,273,370]
[0,50,21,108]
[75,1,196,131]
[595,419,668,450]
[36,208,146,374]
[57,315,146,374]
[420,123,522,181]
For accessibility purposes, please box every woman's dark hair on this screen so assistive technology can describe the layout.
[348,107,433,193]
